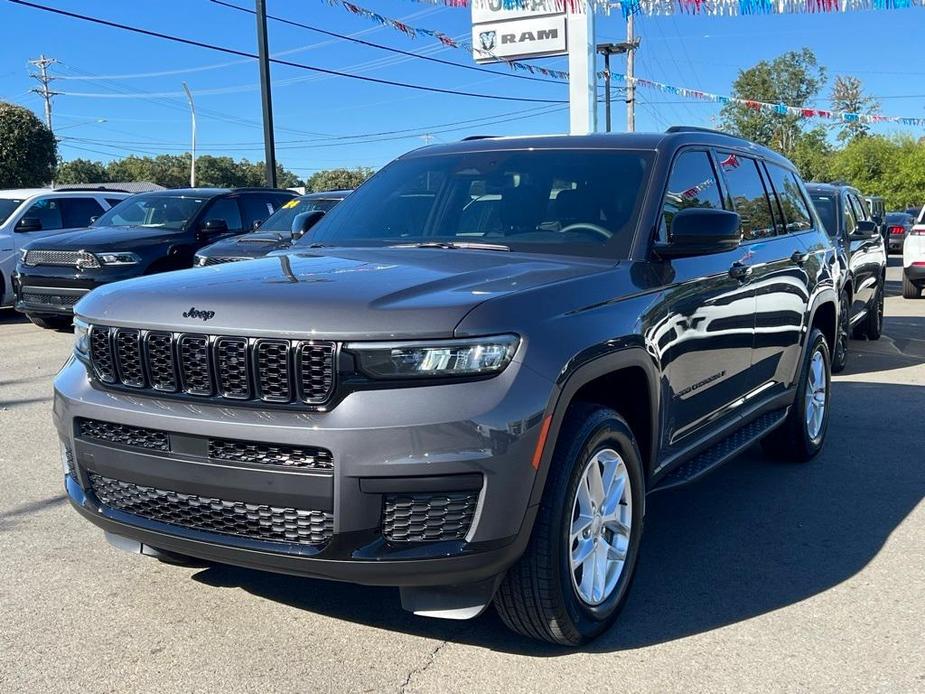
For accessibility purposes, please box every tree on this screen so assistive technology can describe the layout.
[720,49,826,157]
[789,127,833,183]
[829,75,879,144]
[0,102,57,187]
[307,167,375,192]
[56,158,110,184]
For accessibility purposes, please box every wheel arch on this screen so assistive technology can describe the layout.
[527,347,661,509]
[808,290,838,358]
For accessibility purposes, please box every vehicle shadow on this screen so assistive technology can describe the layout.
[0,308,27,325]
[190,380,925,656]
[841,315,925,377]
[884,255,904,297]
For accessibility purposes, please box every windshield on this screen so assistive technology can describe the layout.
[0,198,25,226]
[94,194,208,230]
[299,149,653,257]
[259,196,342,234]
[809,194,837,237]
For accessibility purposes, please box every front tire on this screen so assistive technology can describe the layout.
[831,289,850,374]
[494,404,645,645]
[763,327,831,462]
[859,280,884,340]
[903,273,922,299]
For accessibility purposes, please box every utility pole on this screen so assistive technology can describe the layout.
[255,0,277,188]
[28,54,59,132]
[596,41,637,133]
[625,14,638,133]
[182,82,197,188]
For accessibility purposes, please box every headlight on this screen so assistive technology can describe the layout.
[74,318,90,359]
[97,251,140,266]
[347,335,519,380]
[194,255,207,267]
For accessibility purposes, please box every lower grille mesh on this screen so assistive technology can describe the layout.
[383,492,479,542]
[89,473,333,545]
[21,292,81,307]
[77,418,169,451]
[208,438,334,469]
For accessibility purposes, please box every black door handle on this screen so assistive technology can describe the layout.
[791,250,809,265]
[729,262,752,281]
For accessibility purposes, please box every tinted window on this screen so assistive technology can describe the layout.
[809,193,838,238]
[105,197,126,208]
[96,194,208,230]
[718,154,775,241]
[304,150,653,258]
[240,195,285,230]
[849,194,869,221]
[0,198,24,226]
[766,165,813,234]
[22,198,63,231]
[203,197,243,232]
[843,195,857,235]
[259,196,342,233]
[660,151,723,240]
[59,197,104,228]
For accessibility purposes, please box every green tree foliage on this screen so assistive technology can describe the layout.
[307,167,375,192]
[56,158,111,184]
[56,153,302,189]
[789,127,834,182]
[826,135,925,209]
[0,102,57,187]
[720,49,826,157]
[829,75,879,144]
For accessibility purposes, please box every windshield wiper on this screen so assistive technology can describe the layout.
[390,241,510,252]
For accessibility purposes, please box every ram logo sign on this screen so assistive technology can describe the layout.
[471,15,567,63]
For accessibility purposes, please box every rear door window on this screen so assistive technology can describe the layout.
[58,197,104,228]
[202,197,243,232]
[239,195,283,230]
[717,153,775,241]
[765,165,813,234]
[660,150,724,240]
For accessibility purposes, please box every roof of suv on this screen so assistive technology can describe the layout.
[805,182,861,195]
[0,188,129,200]
[136,187,296,197]
[400,131,793,168]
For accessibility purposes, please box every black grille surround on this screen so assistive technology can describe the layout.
[77,418,169,451]
[383,492,479,543]
[88,472,334,546]
[85,325,336,409]
[208,437,334,470]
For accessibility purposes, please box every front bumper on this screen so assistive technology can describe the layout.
[14,264,138,315]
[55,356,552,587]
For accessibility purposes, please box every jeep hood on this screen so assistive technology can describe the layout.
[76,247,610,339]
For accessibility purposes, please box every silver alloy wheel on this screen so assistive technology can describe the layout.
[568,448,632,606]
[805,349,827,440]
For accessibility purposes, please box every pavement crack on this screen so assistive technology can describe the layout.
[399,639,450,693]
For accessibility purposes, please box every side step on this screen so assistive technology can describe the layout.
[651,408,788,492]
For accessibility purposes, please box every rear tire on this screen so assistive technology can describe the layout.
[762,328,831,462]
[25,313,73,331]
[903,273,922,299]
[494,403,645,646]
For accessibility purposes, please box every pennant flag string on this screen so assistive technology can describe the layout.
[610,72,925,126]
[397,0,924,16]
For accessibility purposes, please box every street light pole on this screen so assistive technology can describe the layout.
[255,0,277,188]
[596,40,639,133]
[182,82,197,188]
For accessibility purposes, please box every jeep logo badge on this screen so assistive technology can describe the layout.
[182,307,215,321]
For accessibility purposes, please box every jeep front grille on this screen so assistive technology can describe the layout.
[86,325,336,407]
[89,473,334,545]
[77,418,169,451]
[382,492,479,543]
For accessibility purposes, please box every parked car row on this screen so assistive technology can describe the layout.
[8,187,356,329]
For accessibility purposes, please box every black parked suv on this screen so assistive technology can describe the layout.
[806,183,886,372]
[193,190,351,266]
[56,130,838,645]
[14,187,295,329]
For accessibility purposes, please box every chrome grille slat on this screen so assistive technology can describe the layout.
[87,324,335,407]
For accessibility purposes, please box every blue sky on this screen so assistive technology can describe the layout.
[2,0,924,179]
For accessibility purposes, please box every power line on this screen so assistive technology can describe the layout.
[8,1,567,105]
[209,0,567,86]
[27,54,59,130]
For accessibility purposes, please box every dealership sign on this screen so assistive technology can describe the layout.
[471,3,567,64]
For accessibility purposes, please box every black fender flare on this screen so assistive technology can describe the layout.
[804,285,838,362]
[526,346,661,510]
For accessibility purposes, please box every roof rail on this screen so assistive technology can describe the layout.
[461,135,499,141]
[665,125,738,137]
[52,186,131,193]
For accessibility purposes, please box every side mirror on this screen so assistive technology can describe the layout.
[655,208,742,258]
[15,217,42,232]
[849,219,877,240]
[89,216,98,225]
[201,218,229,235]
[291,210,325,240]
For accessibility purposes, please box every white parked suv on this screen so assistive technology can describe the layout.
[904,206,925,299]
[0,188,129,310]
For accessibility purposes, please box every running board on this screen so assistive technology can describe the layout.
[651,408,788,492]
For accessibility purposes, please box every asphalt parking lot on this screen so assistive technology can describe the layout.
[1,257,923,693]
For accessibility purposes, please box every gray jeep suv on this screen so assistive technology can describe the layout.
[55,129,839,645]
